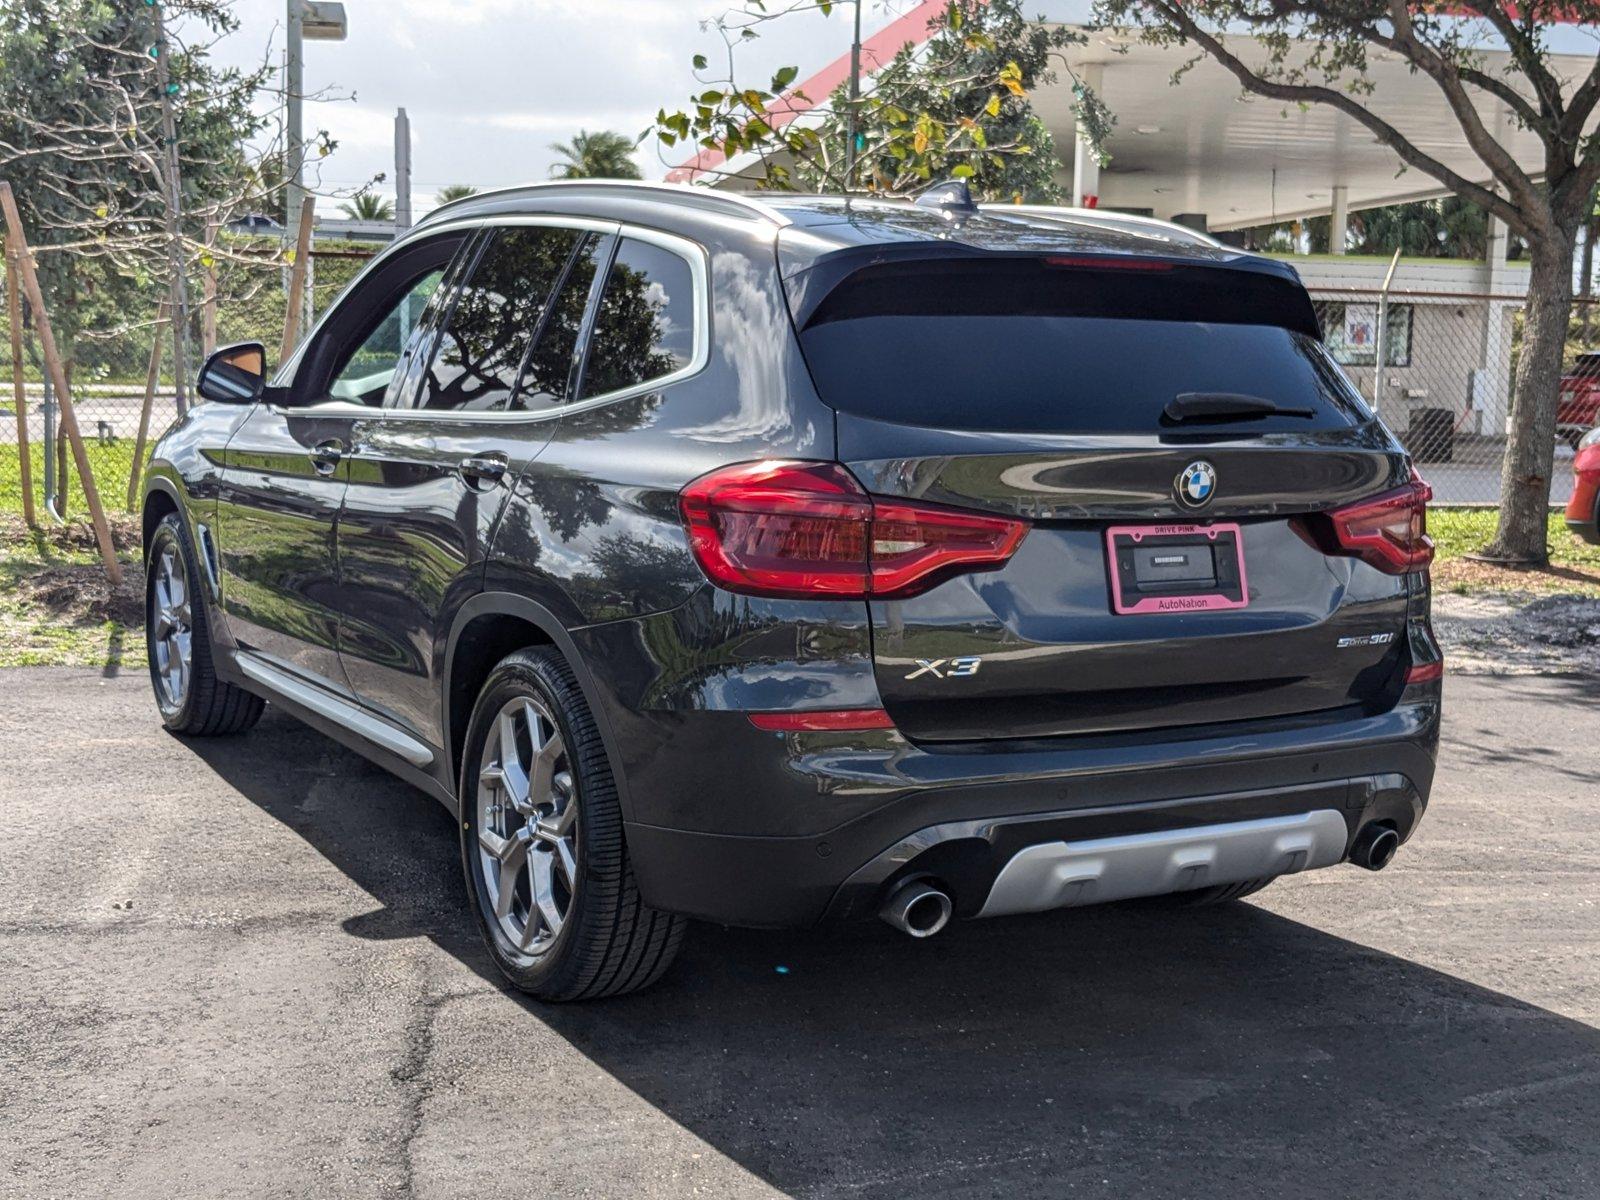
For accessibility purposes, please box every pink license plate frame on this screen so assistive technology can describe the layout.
[1105,523,1249,615]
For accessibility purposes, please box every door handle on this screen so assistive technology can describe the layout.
[309,438,345,477]
[459,453,509,489]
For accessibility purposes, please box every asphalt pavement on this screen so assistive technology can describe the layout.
[3,668,1598,1199]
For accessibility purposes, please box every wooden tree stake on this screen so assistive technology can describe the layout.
[127,301,168,511]
[3,222,34,526]
[279,195,315,366]
[0,182,122,584]
[202,219,218,357]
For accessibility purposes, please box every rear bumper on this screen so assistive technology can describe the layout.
[621,693,1440,928]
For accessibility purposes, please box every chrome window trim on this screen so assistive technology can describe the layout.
[269,214,712,425]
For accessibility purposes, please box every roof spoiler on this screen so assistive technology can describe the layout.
[780,243,1323,340]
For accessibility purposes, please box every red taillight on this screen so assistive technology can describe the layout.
[1318,476,1435,575]
[679,460,1028,600]
[1405,660,1444,685]
[749,709,895,731]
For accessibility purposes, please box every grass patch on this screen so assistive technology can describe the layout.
[0,439,141,517]
[1430,507,1600,597]
[0,513,143,668]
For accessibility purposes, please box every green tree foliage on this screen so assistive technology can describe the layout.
[339,191,395,221]
[1246,197,1492,259]
[549,130,643,180]
[1088,0,1600,562]
[0,0,270,366]
[435,184,481,204]
[1352,199,1490,259]
[652,0,1107,198]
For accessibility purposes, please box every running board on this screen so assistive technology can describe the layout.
[977,810,1347,917]
[236,653,434,768]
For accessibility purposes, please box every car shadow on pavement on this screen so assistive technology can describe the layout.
[192,709,1600,1199]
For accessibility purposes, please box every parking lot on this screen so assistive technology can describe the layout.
[3,667,1599,1199]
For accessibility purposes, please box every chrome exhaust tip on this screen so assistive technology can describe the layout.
[1350,824,1401,872]
[880,879,954,938]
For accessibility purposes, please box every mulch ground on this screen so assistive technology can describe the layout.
[1,512,144,627]
[1432,555,1600,596]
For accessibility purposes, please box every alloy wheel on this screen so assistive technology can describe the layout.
[150,548,192,710]
[476,695,578,955]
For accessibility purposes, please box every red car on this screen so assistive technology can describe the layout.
[1558,352,1600,448]
[1568,426,1600,543]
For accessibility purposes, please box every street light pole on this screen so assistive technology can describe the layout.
[844,0,863,192]
[281,1,345,347]
[153,1,191,417]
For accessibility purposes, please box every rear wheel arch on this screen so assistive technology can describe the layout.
[442,593,629,814]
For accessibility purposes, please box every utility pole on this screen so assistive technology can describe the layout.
[152,1,191,416]
[286,0,304,236]
[844,0,863,192]
[394,108,412,229]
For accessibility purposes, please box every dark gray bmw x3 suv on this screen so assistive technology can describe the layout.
[141,181,1441,1000]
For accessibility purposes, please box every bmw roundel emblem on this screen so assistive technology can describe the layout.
[1176,460,1217,508]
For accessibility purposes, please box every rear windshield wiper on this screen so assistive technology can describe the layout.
[1163,392,1317,424]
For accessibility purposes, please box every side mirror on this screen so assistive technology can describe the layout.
[197,342,268,405]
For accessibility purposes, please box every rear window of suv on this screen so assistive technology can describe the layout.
[796,258,1373,435]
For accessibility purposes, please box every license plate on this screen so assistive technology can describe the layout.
[1106,523,1248,615]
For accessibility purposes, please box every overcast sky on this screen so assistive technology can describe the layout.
[204,0,928,213]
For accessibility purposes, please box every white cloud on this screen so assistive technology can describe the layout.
[394,0,688,25]
[213,0,906,194]
[474,110,649,134]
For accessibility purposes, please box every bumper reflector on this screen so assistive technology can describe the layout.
[749,708,895,732]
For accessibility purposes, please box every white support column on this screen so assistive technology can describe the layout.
[1073,139,1101,209]
[1478,218,1513,437]
[1474,101,1516,435]
[1071,63,1103,209]
[1330,185,1349,255]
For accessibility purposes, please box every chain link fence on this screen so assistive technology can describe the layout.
[4,248,1594,518]
[1,240,375,520]
[1309,277,1600,507]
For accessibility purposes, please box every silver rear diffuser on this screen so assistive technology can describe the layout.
[978,810,1349,917]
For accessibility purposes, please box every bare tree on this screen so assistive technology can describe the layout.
[0,1,353,384]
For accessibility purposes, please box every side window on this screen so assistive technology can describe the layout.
[408,225,585,413]
[578,237,698,401]
[517,234,604,408]
[326,269,447,406]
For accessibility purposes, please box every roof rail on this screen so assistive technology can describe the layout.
[418,179,790,227]
[987,204,1225,248]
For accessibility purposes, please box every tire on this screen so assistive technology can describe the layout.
[145,513,264,737]
[459,646,685,1001]
[1141,876,1277,908]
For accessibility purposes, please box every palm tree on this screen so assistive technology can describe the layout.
[339,191,395,221]
[548,130,642,181]
[436,184,480,204]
